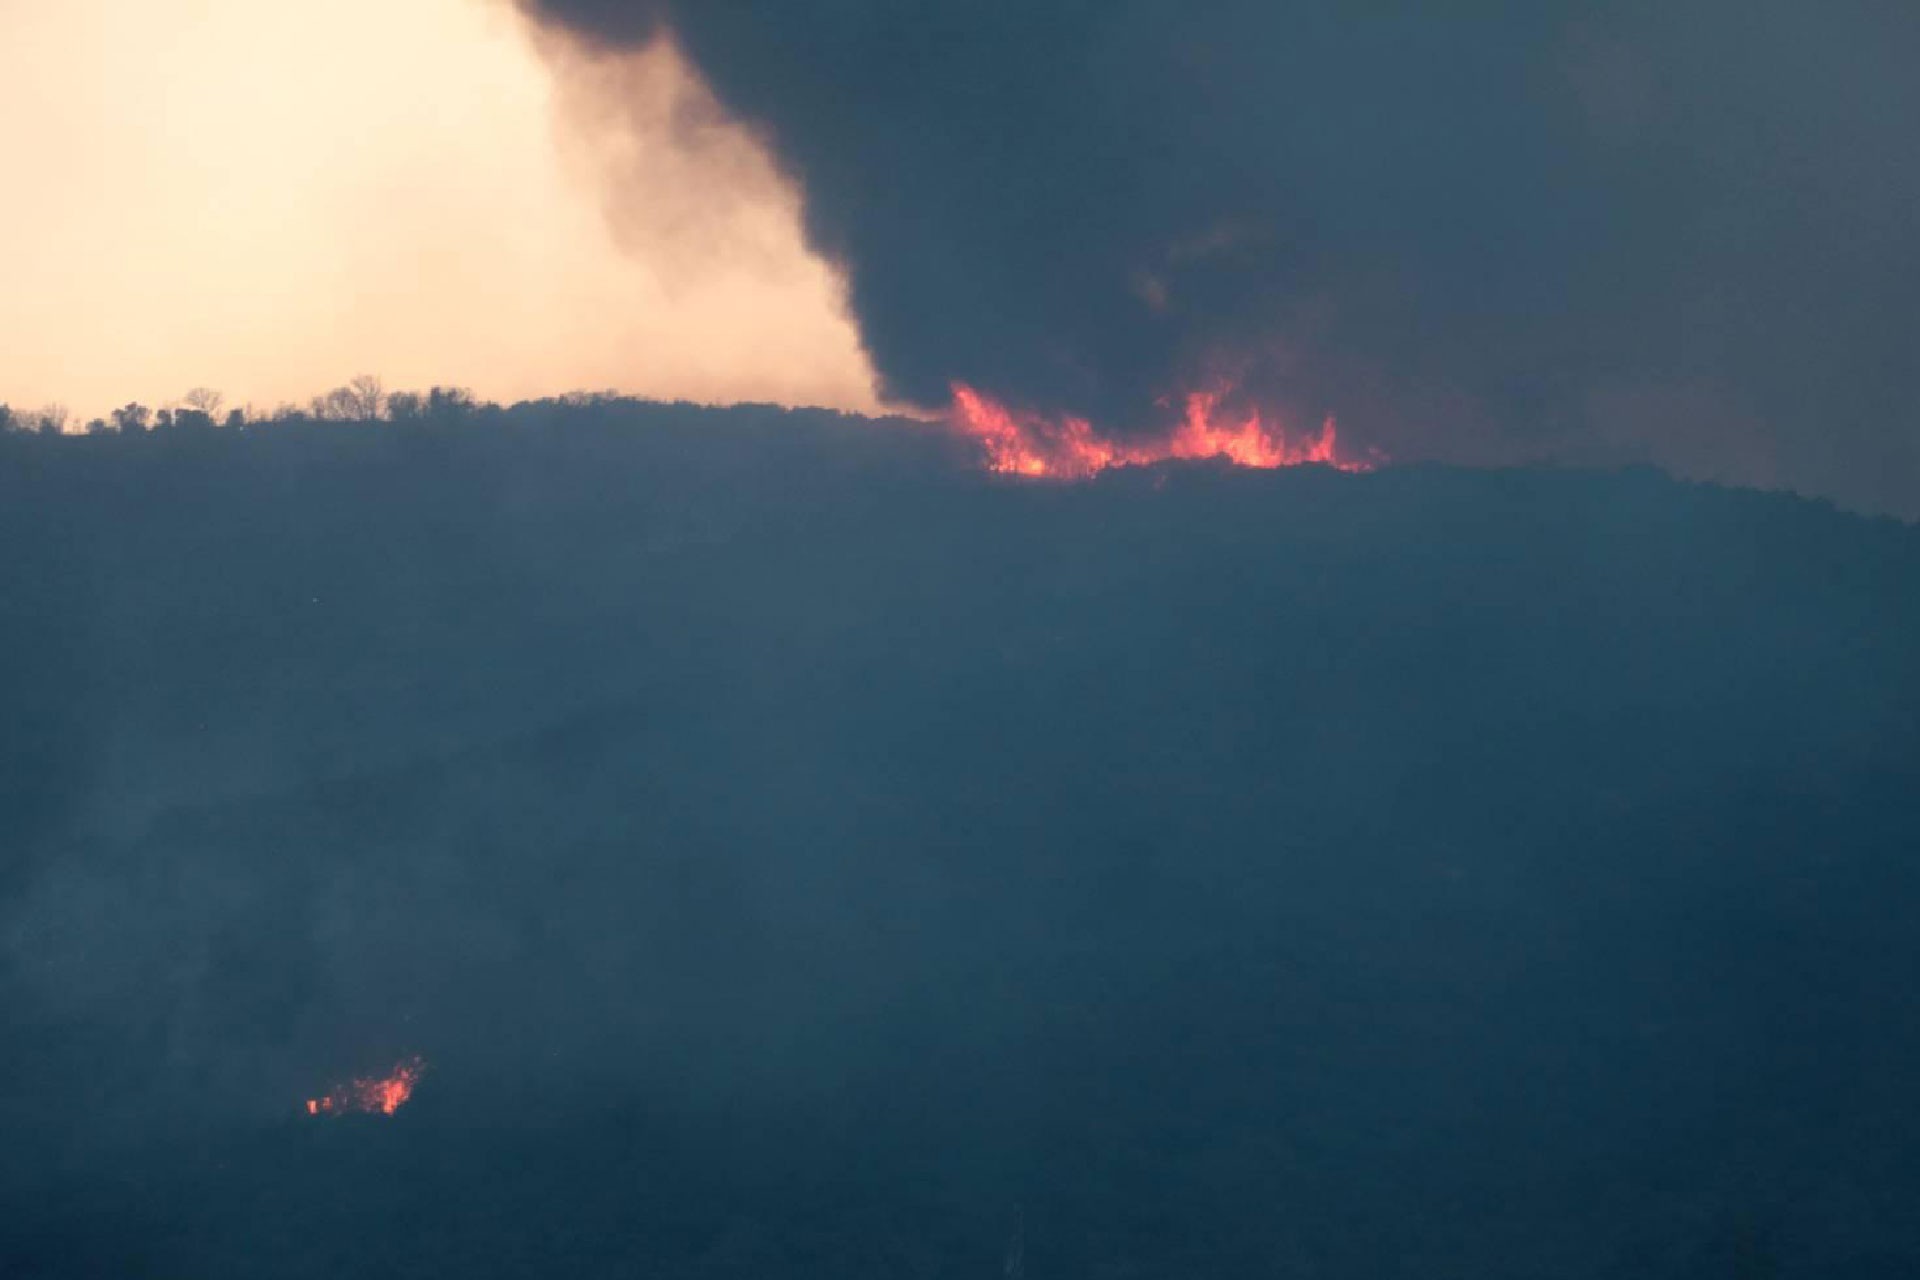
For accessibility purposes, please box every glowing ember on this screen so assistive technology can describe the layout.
[948,381,1379,479]
[305,1055,427,1117]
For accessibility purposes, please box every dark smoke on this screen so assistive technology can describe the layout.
[521,0,1920,514]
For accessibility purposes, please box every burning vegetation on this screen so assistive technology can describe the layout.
[948,382,1379,480]
[305,1056,427,1117]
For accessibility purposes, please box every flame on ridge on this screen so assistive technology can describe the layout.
[305,1055,427,1117]
[948,381,1379,479]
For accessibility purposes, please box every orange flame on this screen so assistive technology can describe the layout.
[305,1055,427,1117]
[948,381,1379,479]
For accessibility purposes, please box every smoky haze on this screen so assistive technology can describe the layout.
[0,0,881,423]
[518,0,1920,515]
[3,406,1920,1275]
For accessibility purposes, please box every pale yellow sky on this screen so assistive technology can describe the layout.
[0,0,882,422]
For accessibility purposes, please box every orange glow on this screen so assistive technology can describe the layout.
[0,1,881,422]
[948,381,1379,479]
[305,1055,427,1118]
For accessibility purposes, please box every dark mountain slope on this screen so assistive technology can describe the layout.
[3,404,1917,1277]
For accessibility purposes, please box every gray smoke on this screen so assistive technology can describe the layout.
[519,0,1920,513]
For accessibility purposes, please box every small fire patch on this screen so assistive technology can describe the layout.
[305,1055,427,1117]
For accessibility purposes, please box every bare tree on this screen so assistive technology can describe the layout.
[306,376,388,422]
[181,387,225,419]
[34,405,69,436]
[347,374,386,420]
[310,387,357,421]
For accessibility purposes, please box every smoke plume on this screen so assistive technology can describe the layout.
[518,1,1920,514]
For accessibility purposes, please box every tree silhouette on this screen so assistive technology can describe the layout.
[346,375,386,420]
[307,376,388,422]
[0,378,494,439]
[427,386,475,420]
[112,403,152,435]
[309,388,354,421]
[182,387,225,419]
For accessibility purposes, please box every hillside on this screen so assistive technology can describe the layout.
[3,402,1918,1278]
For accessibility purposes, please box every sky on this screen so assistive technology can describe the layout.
[0,0,880,421]
[1,1,1914,516]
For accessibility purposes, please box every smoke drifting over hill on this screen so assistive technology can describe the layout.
[518,1,1920,515]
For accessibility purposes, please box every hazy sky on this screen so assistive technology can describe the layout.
[0,0,881,421]
[6,0,1913,515]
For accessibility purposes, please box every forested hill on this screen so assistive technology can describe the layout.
[4,401,1919,1278]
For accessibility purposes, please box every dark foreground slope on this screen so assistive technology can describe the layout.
[3,404,1919,1278]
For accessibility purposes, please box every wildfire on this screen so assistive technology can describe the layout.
[305,1055,427,1117]
[948,381,1378,479]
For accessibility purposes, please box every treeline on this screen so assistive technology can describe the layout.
[0,376,500,438]
[0,379,954,484]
